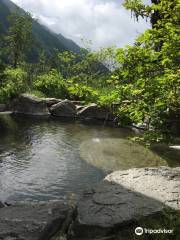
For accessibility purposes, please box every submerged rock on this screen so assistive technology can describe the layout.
[50,100,76,117]
[79,138,167,171]
[9,94,50,116]
[0,202,71,240]
[70,167,180,239]
[77,104,113,121]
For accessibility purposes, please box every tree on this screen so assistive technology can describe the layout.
[6,11,33,68]
[123,0,170,28]
[107,0,180,140]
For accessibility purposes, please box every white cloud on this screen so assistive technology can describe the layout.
[11,0,151,49]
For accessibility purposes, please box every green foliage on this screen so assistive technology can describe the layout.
[134,209,180,240]
[27,90,45,98]
[98,88,120,106]
[108,0,180,140]
[67,78,98,102]
[51,50,77,78]
[51,49,108,82]
[48,49,110,102]
[33,69,68,99]
[0,68,28,102]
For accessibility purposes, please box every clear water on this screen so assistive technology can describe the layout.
[0,114,179,202]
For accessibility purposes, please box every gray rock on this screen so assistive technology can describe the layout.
[0,202,70,240]
[42,98,62,108]
[50,100,76,117]
[0,111,12,116]
[169,145,180,150]
[77,104,113,121]
[76,105,84,111]
[9,94,49,116]
[105,167,180,210]
[71,101,84,105]
[70,167,180,239]
[0,202,5,208]
[132,123,148,130]
[0,104,6,112]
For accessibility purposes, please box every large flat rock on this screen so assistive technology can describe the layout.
[71,167,180,239]
[0,202,70,240]
[9,94,50,116]
[106,167,180,210]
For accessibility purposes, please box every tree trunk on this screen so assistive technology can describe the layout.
[151,0,161,28]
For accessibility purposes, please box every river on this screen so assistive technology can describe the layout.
[0,114,179,202]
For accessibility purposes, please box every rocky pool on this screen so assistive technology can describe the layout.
[0,114,179,202]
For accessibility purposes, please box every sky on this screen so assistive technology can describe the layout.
[11,0,151,49]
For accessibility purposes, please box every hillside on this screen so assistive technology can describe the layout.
[0,0,81,61]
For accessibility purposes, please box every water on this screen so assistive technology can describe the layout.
[0,114,179,202]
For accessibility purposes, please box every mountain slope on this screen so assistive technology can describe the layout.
[57,33,81,54]
[0,0,81,61]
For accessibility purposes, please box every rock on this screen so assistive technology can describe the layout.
[9,94,50,116]
[76,105,84,111]
[132,117,150,130]
[42,98,62,108]
[71,101,85,106]
[0,202,5,208]
[105,167,180,210]
[132,123,148,130]
[77,104,113,121]
[70,167,180,239]
[50,100,76,117]
[169,145,180,150]
[0,111,12,115]
[0,202,70,240]
[0,104,6,112]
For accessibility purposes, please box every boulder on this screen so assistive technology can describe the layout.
[70,167,180,239]
[77,104,113,121]
[0,104,6,112]
[50,100,76,117]
[0,202,5,208]
[9,94,50,116]
[0,202,71,240]
[42,98,62,108]
[71,101,85,106]
[76,105,84,111]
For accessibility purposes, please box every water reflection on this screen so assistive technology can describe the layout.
[0,114,179,202]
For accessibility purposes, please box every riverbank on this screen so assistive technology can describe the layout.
[2,94,116,122]
[2,94,180,139]
[0,167,180,240]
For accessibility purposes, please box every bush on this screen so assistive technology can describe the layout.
[67,77,98,102]
[0,67,28,103]
[33,69,68,99]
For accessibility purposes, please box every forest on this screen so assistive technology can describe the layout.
[0,0,179,142]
